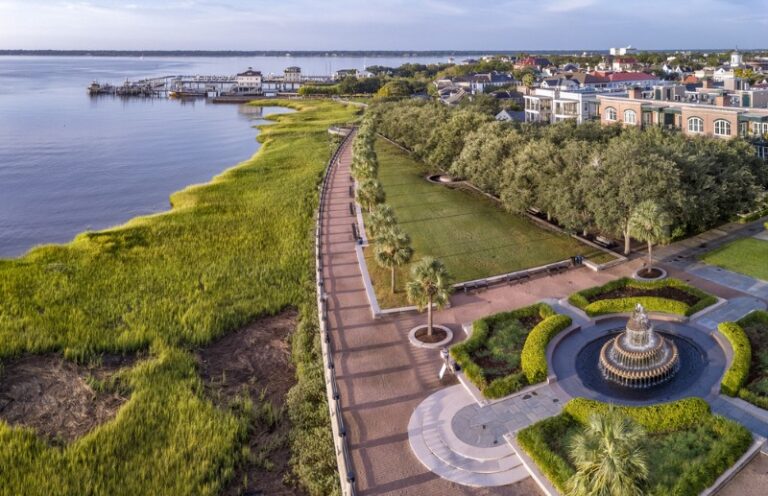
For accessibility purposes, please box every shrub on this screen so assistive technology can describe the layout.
[516,415,576,493]
[521,314,572,383]
[451,303,556,398]
[568,277,717,317]
[719,322,752,396]
[563,397,710,433]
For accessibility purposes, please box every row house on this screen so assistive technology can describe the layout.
[597,88,768,159]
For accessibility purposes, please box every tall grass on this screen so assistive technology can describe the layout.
[0,99,360,495]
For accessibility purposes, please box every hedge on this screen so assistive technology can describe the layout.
[568,277,717,317]
[563,397,710,433]
[520,314,573,383]
[516,415,575,494]
[719,322,751,396]
[450,303,557,399]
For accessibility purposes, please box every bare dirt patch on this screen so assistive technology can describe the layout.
[198,309,303,496]
[414,327,448,343]
[0,354,135,443]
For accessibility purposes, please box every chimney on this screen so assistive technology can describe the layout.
[715,95,727,107]
[629,87,643,99]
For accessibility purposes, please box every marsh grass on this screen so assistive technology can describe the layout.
[0,99,360,495]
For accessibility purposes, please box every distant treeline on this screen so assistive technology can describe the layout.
[2,49,766,57]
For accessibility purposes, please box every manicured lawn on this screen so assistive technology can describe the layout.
[701,237,768,281]
[0,100,359,495]
[367,139,596,306]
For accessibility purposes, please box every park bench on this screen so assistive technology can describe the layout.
[349,202,356,216]
[594,235,615,248]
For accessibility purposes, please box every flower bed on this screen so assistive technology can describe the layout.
[568,277,717,317]
[450,303,572,399]
[517,398,752,496]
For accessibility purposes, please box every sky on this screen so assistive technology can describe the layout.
[0,0,766,51]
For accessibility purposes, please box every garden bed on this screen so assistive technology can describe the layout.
[568,277,717,317]
[720,311,768,410]
[517,398,752,496]
[450,303,572,399]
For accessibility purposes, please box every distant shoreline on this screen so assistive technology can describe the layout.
[1,48,766,58]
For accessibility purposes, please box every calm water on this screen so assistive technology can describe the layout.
[0,55,451,258]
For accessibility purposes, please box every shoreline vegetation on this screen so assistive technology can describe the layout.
[0,99,360,495]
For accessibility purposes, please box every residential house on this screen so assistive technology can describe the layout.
[234,68,263,95]
[516,57,552,70]
[524,87,600,124]
[611,57,639,72]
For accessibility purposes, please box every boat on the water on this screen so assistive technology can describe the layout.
[168,89,207,98]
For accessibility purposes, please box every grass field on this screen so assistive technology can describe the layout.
[700,237,768,281]
[366,139,597,307]
[0,99,360,495]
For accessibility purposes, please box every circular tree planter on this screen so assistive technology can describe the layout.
[634,267,667,281]
[408,325,453,349]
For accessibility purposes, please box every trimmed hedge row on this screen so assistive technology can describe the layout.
[450,303,559,399]
[719,322,752,396]
[732,311,768,409]
[563,397,710,433]
[520,314,573,384]
[516,415,575,494]
[568,277,717,317]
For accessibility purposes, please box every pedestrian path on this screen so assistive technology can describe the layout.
[711,395,768,439]
[692,296,766,331]
[408,384,569,488]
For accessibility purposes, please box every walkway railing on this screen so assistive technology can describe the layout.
[315,128,357,496]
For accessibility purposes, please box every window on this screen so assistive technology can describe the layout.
[623,109,637,125]
[605,107,617,121]
[688,117,704,133]
[714,119,731,136]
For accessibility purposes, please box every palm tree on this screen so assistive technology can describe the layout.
[355,179,385,212]
[351,145,377,180]
[374,227,413,293]
[406,257,452,336]
[568,409,649,496]
[368,204,397,238]
[628,200,671,270]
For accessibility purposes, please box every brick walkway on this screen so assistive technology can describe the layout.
[319,137,648,495]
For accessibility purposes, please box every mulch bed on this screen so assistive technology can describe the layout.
[414,327,448,343]
[637,267,665,279]
[587,286,700,306]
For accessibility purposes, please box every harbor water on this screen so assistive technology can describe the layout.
[0,55,450,257]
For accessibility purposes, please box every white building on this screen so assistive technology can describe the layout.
[524,87,600,124]
[234,68,263,94]
[609,45,637,56]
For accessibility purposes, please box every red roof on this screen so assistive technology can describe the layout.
[683,75,699,84]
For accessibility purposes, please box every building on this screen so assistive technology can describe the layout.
[434,72,516,95]
[524,87,600,124]
[597,88,768,159]
[284,66,302,82]
[234,67,263,95]
[516,57,552,70]
[611,57,639,72]
[333,69,359,80]
[609,46,637,56]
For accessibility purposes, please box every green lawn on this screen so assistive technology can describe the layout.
[367,139,599,307]
[701,237,768,281]
[0,99,360,495]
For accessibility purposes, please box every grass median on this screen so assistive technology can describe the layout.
[0,99,360,495]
